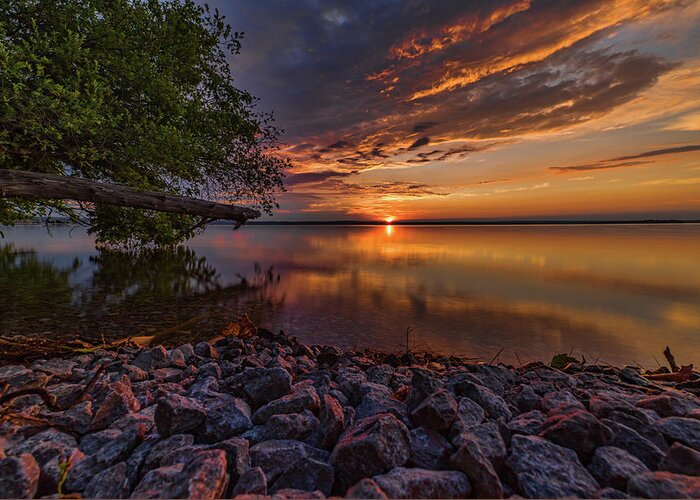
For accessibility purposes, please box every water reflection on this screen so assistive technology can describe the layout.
[2,223,700,365]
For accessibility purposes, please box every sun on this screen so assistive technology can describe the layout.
[384,216,396,224]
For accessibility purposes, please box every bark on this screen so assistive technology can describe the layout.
[0,169,260,224]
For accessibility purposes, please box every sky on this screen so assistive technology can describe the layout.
[209,0,700,221]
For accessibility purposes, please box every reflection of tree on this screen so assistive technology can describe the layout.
[0,244,284,342]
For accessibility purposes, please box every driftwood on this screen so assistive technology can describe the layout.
[0,169,260,225]
[664,345,679,372]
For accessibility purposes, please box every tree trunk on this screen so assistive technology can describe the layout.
[0,169,260,224]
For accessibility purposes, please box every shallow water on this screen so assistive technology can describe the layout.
[2,223,699,366]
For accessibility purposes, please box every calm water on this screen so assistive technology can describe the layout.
[2,224,700,366]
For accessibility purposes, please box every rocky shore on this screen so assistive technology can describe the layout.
[1,329,700,499]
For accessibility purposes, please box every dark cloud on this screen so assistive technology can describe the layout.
[551,144,700,171]
[285,169,358,186]
[407,136,430,150]
[413,121,440,132]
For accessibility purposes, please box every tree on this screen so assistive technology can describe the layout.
[0,0,287,247]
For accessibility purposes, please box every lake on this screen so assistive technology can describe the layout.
[2,223,699,367]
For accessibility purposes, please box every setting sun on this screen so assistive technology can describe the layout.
[384,216,396,224]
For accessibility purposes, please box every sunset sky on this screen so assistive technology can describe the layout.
[212,0,700,221]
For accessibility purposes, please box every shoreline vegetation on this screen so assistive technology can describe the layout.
[1,323,700,498]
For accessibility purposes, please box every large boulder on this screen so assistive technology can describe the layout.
[330,413,411,493]
[506,435,599,498]
[371,467,471,499]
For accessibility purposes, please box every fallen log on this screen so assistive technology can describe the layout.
[0,169,260,225]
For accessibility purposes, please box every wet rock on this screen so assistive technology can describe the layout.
[144,434,195,470]
[588,446,648,490]
[154,394,206,437]
[637,393,699,418]
[317,394,346,450]
[225,367,292,408]
[84,462,130,499]
[270,457,334,496]
[253,382,320,424]
[0,454,40,499]
[660,443,700,476]
[508,410,546,436]
[539,409,613,461]
[627,471,700,498]
[371,467,471,499]
[232,466,267,496]
[604,419,665,469]
[250,440,329,486]
[345,478,387,499]
[408,427,451,470]
[653,416,700,451]
[507,435,599,498]
[450,434,503,498]
[515,385,542,412]
[92,379,140,430]
[330,413,411,493]
[410,389,457,431]
[132,346,168,371]
[197,397,252,443]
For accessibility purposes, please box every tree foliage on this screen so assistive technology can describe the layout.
[0,0,287,247]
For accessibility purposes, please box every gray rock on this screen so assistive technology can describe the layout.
[232,466,267,496]
[130,464,183,498]
[588,446,649,490]
[604,419,665,469]
[452,397,486,431]
[84,462,130,499]
[250,440,329,487]
[637,393,699,418]
[408,427,451,470]
[450,434,503,498]
[508,410,546,436]
[345,478,387,499]
[246,411,320,444]
[354,390,409,424]
[132,346,168,371]
[0,454,40,499]
[94,424,146,466]
[453,380,511,420]
[81,429,122,455]
[122,364,149,382]
[410,389,457,431]
[64,455,105,492]
[337,370,369,406]
[125,435,160,489]
[54,400,93,434]
[270,458,334,496]
[406,369,443,409]
[92,379,140,430]
[627,471,700,498]
[454,422,506,468]
[515,384,542,412]
[144,434,194,470]
[212,437,249,483]
[175,449,229,499]
[539,409,613,461]
[197,397,252,443]
[194,341,219,359]
[542,390,585,414]
[598,486,631,498]
[154,394,206,437]
[317,394,346,450]
[371,467,471,499]
[225,367,292,408]
[367,365,394,386]
[31,358,76,378]
[507,435,599,498]
[654,417,700,451]
[660,443,700,476]
[253,382,320,424]
[330,413,411,493]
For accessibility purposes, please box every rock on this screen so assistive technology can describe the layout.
[250,440,329,487]
[125,435,159,489]
[132,346,168,371]
[408,427,451,470]
[213,437,249,483]
[507,435,599,498]
[273,488,325,499]
[252,382,320,424]
[84,462,130,499]
[604,419,665,469]
[130,464,183,498]
[598,486,631,498]
[123,364,149,382]
[452,380,511,420]
[197,397,252,443]
[93,424,146,466]
[225,367,292,408]
[451,397,486,432]
[450,434,503,498]
[330,413,411,493]
[653,417,700,450]
[317,395,345,450]
[270,458,334,496]
[345,478,387,499]
[232,466,267,496]
[627,471,700,498]
[542,390,585,414]
[154,394,206,437]
[32,358,76,379]
[247,411,320,444]
[151,367,184,383]
[92,379,140,429]
[454,422,506,468]
[337,370,369,406]
[54,400,93,434]
[660,443,700,476]
[367,365,394,386]
[637,393,699,418]
[410,389,457,431]
[194,341,219,359]
[515,384,542,412]
[406,369,443,408]
[588,446,649,490]
[508,410,546,436]
[81,429,122,455]
[354,389,409,424]
[371,467,471,499]
[144,434,195,470]
[0,454,40,499]
[176,449,229,499]
[539,409,613,460]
